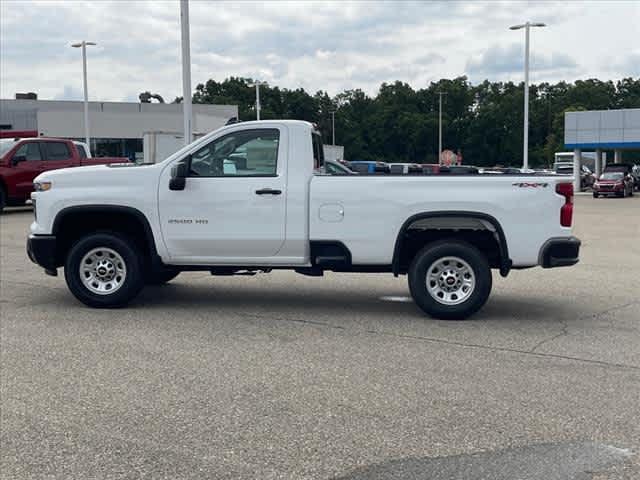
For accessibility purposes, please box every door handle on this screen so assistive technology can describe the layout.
[255,188,282,195]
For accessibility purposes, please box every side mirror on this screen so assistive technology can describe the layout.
[12,154,27,166]
[169,160,189,191]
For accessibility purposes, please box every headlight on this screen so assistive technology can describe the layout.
[33,181,52,192]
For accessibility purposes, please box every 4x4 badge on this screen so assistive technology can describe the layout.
[513,182,549,188]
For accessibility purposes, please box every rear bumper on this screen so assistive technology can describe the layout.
[539,236,581,268]
[27,234,58,271]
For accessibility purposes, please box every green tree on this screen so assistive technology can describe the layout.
[191,75,640,166]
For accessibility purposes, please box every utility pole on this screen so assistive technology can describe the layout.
[510,21,546,169]
[180,0,192,145]
[249,81,268,120]
[330,111,336,145]
[437,91,447,163]
[71,41,96,149]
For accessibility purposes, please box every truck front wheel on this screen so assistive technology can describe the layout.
[408,240,492,320]
[64,233,145,308]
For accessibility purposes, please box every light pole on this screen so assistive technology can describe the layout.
[71,41,96,149]
[437,91,447,163]
[249,81,268,120]
[330,111,336,145]
[180,0,192,145]
[510,21,546,170]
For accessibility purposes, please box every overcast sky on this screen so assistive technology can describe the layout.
[1,0,638,102]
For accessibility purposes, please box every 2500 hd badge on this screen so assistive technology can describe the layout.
[168,218,208,224]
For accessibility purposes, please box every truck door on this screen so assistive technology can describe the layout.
[39,141,76,171]
[7,141,44,199]
[158,127,287,262]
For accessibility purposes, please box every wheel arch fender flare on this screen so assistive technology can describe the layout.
[52,205,162,267]
[391,211,511,277]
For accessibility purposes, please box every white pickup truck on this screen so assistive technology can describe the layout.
[27,120,580,319]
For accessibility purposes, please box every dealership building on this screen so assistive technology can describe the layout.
[0,98,238,161]
[565,108,640,191]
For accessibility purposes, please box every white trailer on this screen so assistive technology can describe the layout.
[323,144,344,162]
[143,131,205,164]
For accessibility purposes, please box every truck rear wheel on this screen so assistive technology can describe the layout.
[408,240,492,320]
[64,232,145,308]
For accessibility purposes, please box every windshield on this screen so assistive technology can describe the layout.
[600,172,623,180]
[0,139,18,157]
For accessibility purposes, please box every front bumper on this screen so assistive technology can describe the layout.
[539,236,581,268]
[27,234,58,273]
[594,184,623,194]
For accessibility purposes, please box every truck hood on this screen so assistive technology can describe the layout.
[34,162,160,187]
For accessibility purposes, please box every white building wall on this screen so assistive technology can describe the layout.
[1,99,237,138]
[564,108,640,148]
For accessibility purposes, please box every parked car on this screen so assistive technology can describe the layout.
[0,137,129,212]
[440,165,480,175]
[320,160,357,175]
[555,162,595,190]
[28,120,580,320]
[388,163,423,175]
[603,163,639,191]
[633,165,640,190]
[421,164,442,175]
[592,172,634,198]
[348,160,390,174]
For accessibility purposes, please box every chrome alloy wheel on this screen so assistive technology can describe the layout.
[426,256,476,306]
[79,247,127,295]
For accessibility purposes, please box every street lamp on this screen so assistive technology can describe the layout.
[71,41,96,148]
[437,91,447,163]
[180,0,192,145]
[248,81,268,120]
[510,21,546,170]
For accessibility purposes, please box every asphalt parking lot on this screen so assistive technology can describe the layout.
[1,195,639,480]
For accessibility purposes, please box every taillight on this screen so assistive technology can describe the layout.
[556,182,573,227]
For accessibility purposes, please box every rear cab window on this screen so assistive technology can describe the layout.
[312,132,324,170]
[43,142,71,161]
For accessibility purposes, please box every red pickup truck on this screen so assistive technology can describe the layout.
[0,137,129,212]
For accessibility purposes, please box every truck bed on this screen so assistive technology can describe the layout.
[310,175,569,267]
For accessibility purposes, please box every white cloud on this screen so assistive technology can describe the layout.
[466,44,578,78]
[53,85,84,101]
[1,0,638,102]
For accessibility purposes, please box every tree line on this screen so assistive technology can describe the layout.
[190,76,640,167]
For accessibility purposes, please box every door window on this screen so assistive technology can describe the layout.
[13,142,42,161]
[43,142,71,161]
[189,129,279,177]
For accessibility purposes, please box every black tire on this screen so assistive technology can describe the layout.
[593,193,599,198]
[64,232,145,308]
[408,240,492,320]
[146,269,180,285]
